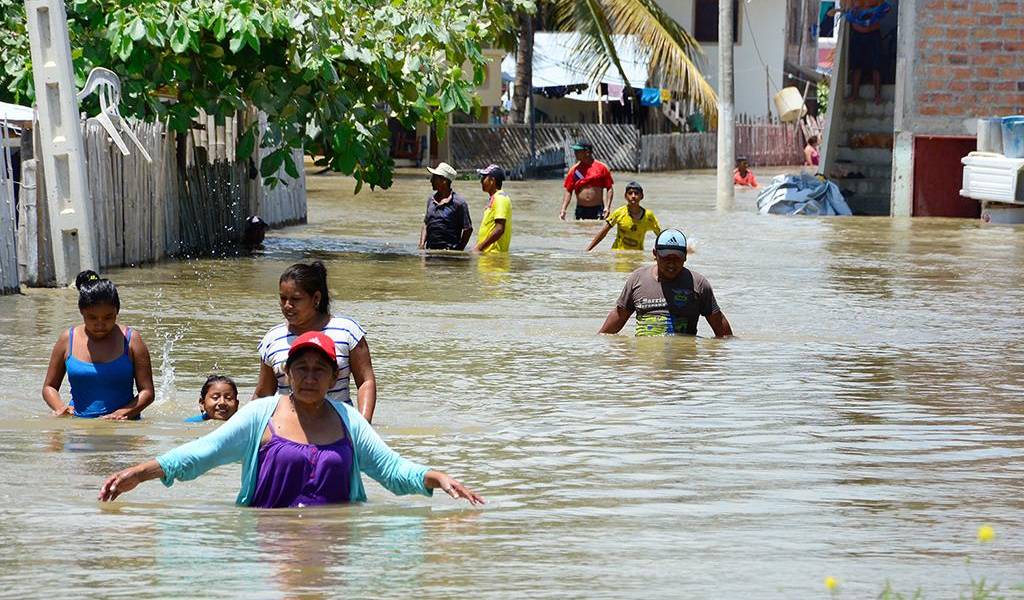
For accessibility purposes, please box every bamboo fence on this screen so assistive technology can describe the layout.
[453,118,807,178]
[450,123,639,178]
[15,111,307,285]
[0,122,18,294]
[640,116,809,171]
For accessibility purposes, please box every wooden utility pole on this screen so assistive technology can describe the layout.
[716,0,735,210]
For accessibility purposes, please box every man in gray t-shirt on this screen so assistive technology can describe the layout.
[599,229,733,337]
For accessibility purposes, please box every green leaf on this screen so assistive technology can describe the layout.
[260,149,285,177]
[213,16,227,41]
[439,85,458,113]
[170,25,189,53]
[283,153,299,179]
[229,34,244,53]
[117,36,134,62]
[236,126,256,160]
[127,17,146,41]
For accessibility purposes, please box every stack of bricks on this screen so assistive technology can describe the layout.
[915,0,1024,120]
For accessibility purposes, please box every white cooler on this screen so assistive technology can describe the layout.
[960,152,1024,203]
[961,152,1024,224]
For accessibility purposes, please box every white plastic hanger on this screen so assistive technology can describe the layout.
[77,68,152,163]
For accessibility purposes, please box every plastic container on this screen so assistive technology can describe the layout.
[1002,116,1024,158]
[960,152,1024,203]
[773,87,807,123]
[976,118,1003,153]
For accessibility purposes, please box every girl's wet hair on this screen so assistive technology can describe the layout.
[75,270,120,311]
[280,261,331,315]
[200,375,238,399]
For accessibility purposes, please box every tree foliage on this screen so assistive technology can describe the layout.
[0,0,532,189]
[550,0,717,121]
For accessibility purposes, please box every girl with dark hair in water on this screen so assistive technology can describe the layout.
[253,261,378,423]
[185,375,240,422]
[41,270,155,419]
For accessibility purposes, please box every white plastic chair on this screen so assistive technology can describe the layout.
[76,67,152,163]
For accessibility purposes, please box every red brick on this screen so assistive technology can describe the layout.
[998,1,1017,11]
[995,81,1017,91]
[925,0,945,8]
[978,67,999,78]
[920,105,942,116]
[994,55,1015,65]
[971,54,995,65]
[922,26,944,37]
[975,82,992,91]
[980,41,1002,52]
[948,54,969,64]
[980,15,1002,25]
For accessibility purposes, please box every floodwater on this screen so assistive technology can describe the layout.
[1,168,1022,599]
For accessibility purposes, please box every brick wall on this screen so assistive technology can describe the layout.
[913,0,1024,122]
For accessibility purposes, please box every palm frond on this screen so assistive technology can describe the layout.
[552,0,718,121]
[552,0,635,89]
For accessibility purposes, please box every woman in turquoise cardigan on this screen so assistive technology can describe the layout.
[99,331,484,508]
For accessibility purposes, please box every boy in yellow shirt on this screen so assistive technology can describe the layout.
[585,181,661,251]
[474,164,512,253]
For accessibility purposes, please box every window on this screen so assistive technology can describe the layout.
[694,0,740,43]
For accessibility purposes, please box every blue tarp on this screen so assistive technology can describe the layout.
[756,173,852,216]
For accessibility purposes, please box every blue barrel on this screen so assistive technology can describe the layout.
[1002,116,1024,158]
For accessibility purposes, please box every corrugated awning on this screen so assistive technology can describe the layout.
[501,33,650,102]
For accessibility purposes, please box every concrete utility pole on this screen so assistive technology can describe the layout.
[716,0,735,210]
[24,0,97,285]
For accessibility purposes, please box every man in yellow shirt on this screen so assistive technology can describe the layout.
[585,181,661,251]
[474,164,512,253]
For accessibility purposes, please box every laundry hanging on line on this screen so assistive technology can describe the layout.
[531,83,588,99]
[639,87,662,107]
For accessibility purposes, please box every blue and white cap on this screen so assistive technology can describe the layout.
[655,228,687,258]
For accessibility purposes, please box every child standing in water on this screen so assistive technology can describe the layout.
[41,271,155,419]
[585,181,661,251]
[185,375,240,422]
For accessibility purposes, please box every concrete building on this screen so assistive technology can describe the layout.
[820,0,1024,217]
[657,0,789,119]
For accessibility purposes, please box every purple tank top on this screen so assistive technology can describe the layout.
[251,421,354,509]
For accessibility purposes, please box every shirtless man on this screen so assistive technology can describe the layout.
[830,0,886,104]
[559,141,614,220]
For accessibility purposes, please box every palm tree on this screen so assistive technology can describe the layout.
[512,0,717,123]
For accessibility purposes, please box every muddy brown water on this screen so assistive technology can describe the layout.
[0,168,1022,598]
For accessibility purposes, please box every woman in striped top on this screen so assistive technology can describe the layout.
[254,261,377,423]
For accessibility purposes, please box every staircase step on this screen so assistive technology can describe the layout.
[845,83,897,101]
[846,194,891,216]
[830,160,892,180]
[847,117,896,134]
[842,101,896,119]
[837,146,894,164]
[833,176,891,196]
[846,131,895,150]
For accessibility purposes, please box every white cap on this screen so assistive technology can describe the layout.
[427,162,458,181]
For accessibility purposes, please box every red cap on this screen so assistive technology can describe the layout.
[287,331,337,365]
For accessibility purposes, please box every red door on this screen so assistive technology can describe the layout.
[912,135,981,218]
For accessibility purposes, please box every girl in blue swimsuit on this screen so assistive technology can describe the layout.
[42,270,155,419]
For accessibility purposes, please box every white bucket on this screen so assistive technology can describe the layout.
[773,87,807,123]
[976,118,1003,154]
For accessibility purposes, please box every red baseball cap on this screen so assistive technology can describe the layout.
[287,331,337,365]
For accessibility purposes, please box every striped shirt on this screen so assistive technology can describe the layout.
[257,316,366,404]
